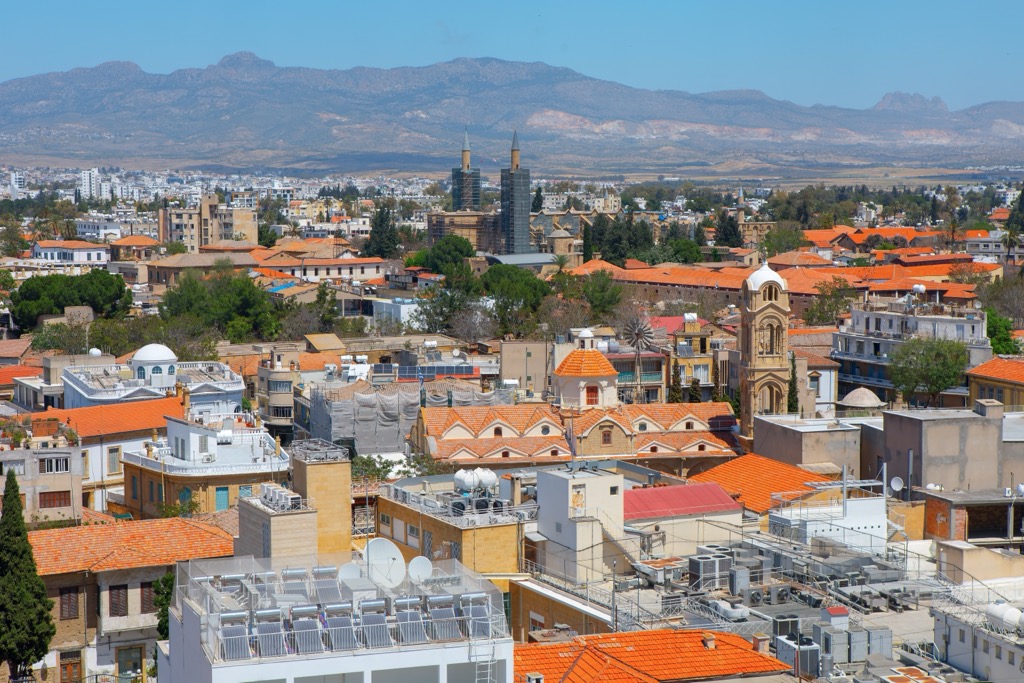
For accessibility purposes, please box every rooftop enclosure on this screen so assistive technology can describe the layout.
[171,548,509,666]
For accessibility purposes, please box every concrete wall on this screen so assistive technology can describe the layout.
[630,510,743,557]
[499,341,550,397]
[292,456,352,555]
[753,418,861,477]
[937,540,1024,583]
[509,581,612,642]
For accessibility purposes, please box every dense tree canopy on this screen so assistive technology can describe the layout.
[889,337,969,407]
[161,263,279,342]
[804,276,855,326]
[363,204,400,259]
[481,264,551,337]
[11,269,131,330]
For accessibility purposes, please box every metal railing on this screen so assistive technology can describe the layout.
[379,484,538,528]
[122,450,289,475]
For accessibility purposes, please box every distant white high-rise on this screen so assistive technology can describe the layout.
[79,168,101,199]
[9,171,25,200]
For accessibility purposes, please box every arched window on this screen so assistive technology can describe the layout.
[168,365,176,375]
[586,385,599,405]
[136,366,146,379]
[152,366,163,375]
[493,427,503,437]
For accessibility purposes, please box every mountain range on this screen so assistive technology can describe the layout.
[2,53,1023,176]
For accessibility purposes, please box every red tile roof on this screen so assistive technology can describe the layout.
[568,259,625,277]
[768,250,831,267]
[112,235,159,247]
[688,453,829,514]
[967,357,1024,384]
[29,517,233,575]
[33,396,185,439]
[554,349,617,377]
[514,629,789,683]
[34,240,106,250]
[0,363,41,387]
[624,482,741,520]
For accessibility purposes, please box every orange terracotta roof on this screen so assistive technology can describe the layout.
[634,430,736,454]
[112,235,160,247]
[614,265,748,290]
[793,347,840,368]
[29,517,233,575]
[623,258,649,270]
[436,435,571,461]
[902,262,1000,278]
[782,267,862,295]
[253,267,297,279]
[967,357,1024,384]
[0,338,33,359]
[298,352,341,372]
[260,255,385,267]
[768,250,831,267]
[34,240,105,249]
[223,353,261,377]
[572,403,736,436]
[514,629,789,683]
[554,349,617,377]
[422,404,562,438]
[963,230,989,239]
[569,259,625,277]
[689,453,829,514]
[0,363,41,386]
[33,396,185,439]
[991,208,1011,220]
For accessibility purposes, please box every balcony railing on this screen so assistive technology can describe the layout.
[617,372,664,384]
[379,484,537,528]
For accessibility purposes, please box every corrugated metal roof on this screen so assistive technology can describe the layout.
[623,482,740,520]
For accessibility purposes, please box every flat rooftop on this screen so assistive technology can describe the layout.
[921,488,1024,505]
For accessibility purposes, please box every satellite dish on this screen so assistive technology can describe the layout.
[890,476,905,493]
[408,556,433,583]
[452,348,461,358]
[364,538,406,588]
[339,562,362,580]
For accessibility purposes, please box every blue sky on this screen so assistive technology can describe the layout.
[4,0,1020,110]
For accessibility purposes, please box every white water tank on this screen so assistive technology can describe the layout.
[475,468,498,489]
[1002,606,1023,631]
[987,601,1012,626]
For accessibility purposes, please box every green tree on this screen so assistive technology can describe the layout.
[0,470,56,680]
[761,221,806,257]
[154,570,175,639]
[0,224,27,257]
[163,241,187,255]
[257,223,278,248]
[423,234,475,275]
[161,266,278,340]
[411,287,472,334]
[788,352,799,414]
[0,270,14,291]
[363,204,400,259]
[715,210,743,248]
[669,238,702,264]
[984,306,1018,354]
[582,224,593,262]
[688,377,702,403]
[1000,224,1021,263]
[481,265,551,337]
[11,269,131,330]
[667,359,684,403]
[804,276,855,326]
[582,270,622,322]
[889,337,969,407]
[314,281,338,331]
[532,187,544,213]
[711,361,722,402]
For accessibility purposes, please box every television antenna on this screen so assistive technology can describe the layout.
[364,538,406,588]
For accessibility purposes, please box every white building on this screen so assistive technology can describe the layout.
[80,167,101,199]
[374,298,420,328]
[158,550,513,683]
[767,479,889,554]
[31,240,110,264]
[62,343,245,413]
[9,170,26,199]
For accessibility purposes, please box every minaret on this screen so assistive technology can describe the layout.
[461,129,471,171]
[451,130,481,211]
[511,130,521,171]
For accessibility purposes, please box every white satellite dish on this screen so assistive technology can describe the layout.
[364,538,406,588]
[408,556,433,583]
[452,348,461,358]
[339,562,362,580]
[890,476,905,493]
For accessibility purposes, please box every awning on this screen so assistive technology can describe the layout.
[525,531,547,543]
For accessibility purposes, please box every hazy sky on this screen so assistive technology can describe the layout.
[4,0,1020,110]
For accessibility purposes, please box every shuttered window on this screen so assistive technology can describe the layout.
[59,587,79,620]
[109,584,128,617]
[141,582,156,614]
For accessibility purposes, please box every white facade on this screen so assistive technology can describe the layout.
[9,171,26,199]
[374,299,420,328]
[80,168,101,199]
[31,241,110,264]
[768,486,889,554]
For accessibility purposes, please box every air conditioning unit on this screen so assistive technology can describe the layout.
[200,453,215,463]
[769,585,791,604]
[742,587,764,606]
[284,493,302,510]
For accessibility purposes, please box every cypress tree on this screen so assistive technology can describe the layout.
[688,377,703,403]
[667,359,684,403]
[0,470,55,679]
[787,352,800,414]
[582,224,593,263]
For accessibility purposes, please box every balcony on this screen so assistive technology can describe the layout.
[617,372,664,384]
[838,373,893,389]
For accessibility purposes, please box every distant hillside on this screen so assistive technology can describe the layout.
[1,53,1023,174]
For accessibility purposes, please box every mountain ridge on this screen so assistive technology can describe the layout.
[1,53,1022,174]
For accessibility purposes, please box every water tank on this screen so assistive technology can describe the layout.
[454,469,478,491]
[987,601,1011,626]
[475,468,498,490]
[89,347,103,357]
[684,312,698,323]
[355,355,369,364]
[1002,606,1023,631]
[912,284,927,294]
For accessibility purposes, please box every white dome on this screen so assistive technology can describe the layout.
[131,343,178,364]
[578,328,594,339]
[837,387,885,409]
[746,263,786,291]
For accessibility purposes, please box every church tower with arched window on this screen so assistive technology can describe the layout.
[738,263,791,448]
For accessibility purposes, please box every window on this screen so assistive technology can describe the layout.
[610,486,619,495]
[141,582,156,614]
[493,427,503,437]
[996,645,1002,660]
[271,406,292,419]
[541,425,550,436]
[959,629,965,643]
[1010,651,1016,666]
[156,483,163,503]
[269,380,292,393]
[239,485,252,498]
[685,421,694,430]
[168,365,175,375]
[60,587,79,620]
[698,444,706,452]
[501,450,511,458]
[152,366,163,375]
[109,585,128,617]
[2,459,25,476]
[601,431,612,445]
[137,366,146,379]
[408,525,419,538]
[107,447,122,475]
[380,513,391,526]
[638,422,647,432]
[40,457,70,474]
[982,640,989,654]
[81,451,89,480]
[650,446,659,453]
[809,375,820,397]
[550,449,558,456]
[586,385,599,405]
[39,491,71,508]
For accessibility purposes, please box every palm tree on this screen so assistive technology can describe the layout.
[1001,224,1021,265]
[552,254,570,273]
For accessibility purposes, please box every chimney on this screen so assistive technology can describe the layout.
[175,381,183,398]
[152,428,159,443]
[525,675,544,683]
[511,475,523,507]
[702,632,716,650]
[182,386,191,413]
[275,435,282,457]
[751,633,770,654]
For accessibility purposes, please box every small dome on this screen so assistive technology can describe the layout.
[549,229,572,238]
[131,343,178,364]
[746,263,786,291]
[578,328,594,339]
[838,387,885,409]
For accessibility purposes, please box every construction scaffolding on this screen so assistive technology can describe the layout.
[308,379,514,455]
